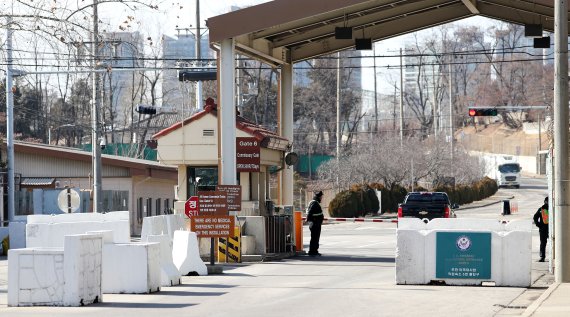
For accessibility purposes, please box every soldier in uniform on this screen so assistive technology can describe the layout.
[306,191,324,256]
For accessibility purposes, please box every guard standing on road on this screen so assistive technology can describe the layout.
[306,191,324,257]
[533,197,549,262]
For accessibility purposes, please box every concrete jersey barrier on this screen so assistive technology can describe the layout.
[396,218,531,287]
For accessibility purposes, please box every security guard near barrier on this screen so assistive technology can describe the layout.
[306,191,324,257]
[533,197,549,262]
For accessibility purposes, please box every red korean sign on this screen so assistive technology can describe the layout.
[184,196,199,218]
[236,137,260,172]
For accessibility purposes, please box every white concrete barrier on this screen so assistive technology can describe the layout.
[26,211,130,248]
[141,214,185,241]
[141,216,166,241]
[8,233,103,306]
[24,212,163,294]
[63,234,103,306]
[396,218,531,287]
[172,230,207,276]
[148,234,181,286]
[102,242,161,294]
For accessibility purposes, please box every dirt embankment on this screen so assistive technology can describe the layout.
[456,123,549,156]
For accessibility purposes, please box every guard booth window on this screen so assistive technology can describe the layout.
[187,167,218,198]
[186,166,240,198]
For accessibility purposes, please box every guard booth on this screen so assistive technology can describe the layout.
[152,98,294,258]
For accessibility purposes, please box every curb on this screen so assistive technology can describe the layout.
[522,282,560,317]
[457,196,515,211]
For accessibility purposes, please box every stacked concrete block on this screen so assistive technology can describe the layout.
[102,242,161,294]
[26,212,130,248]
[22,212,163,295]
[8,233,103,306]
[63,234,103,306]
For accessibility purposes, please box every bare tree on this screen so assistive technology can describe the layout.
[317,135,486,191]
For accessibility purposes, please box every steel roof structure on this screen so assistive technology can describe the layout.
[207,0,560,65]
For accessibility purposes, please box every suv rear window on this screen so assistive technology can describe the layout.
[406,193,448,203]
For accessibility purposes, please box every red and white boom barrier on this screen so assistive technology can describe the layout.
[302,217,398,223]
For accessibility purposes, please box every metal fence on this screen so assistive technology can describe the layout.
[458,133,543,157]
[265,215,294,254]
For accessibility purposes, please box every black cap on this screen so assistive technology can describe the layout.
[314,191,323,197]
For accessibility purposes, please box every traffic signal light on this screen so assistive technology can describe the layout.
[178,70,217,81]
[469,108,498,116]
[135,105,157,115]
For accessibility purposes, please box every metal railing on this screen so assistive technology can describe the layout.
[265,215,293,254]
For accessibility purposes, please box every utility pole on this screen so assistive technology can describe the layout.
[6,16,15,222]
[432,64,438,138]
[448,59,453,159]
[399,48,404,147]
[554,0,570,283]
[336,52,341,159]
[195,0,203,110]
[92,0,103,213]
[373,44,378,133]
[393,84,397,132]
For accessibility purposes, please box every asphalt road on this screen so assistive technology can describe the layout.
[0,176,552,317]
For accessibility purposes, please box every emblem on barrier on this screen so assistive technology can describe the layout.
[456,235,472,251]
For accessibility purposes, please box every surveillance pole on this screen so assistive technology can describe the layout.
[6,16,15,222]
[92,0,103,212]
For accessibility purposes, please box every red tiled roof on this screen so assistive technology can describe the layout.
[152,98,289,150]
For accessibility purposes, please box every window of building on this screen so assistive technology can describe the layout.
[146,198,152,217]
[155,198,162,216]
[137,197,143,224]
[164,199,171,214]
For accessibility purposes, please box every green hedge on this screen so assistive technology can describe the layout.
[329,177,498,216]
[433,177,498,205]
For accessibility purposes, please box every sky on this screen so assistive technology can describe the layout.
[99,0,272,37]
[97,0,501,94]
[6,1,500,95]
[361,15,498,93]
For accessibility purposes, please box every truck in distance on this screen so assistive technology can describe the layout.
[397,192,459,220]
[497,162,521,188]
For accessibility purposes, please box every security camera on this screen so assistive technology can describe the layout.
[100,137,106,150]
[195,177,202,184]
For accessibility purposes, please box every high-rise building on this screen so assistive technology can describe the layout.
[161,32,212,115]
[99,31,144,131]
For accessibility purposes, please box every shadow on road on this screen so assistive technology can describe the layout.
[157,290,227,297]
[294,254,395,263]
[94,302,196,309]
[519,185,548,190]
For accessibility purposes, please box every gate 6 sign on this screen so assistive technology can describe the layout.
[185,196,199,218]
[236,137,260,172]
